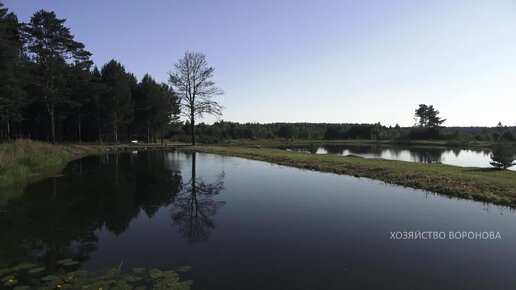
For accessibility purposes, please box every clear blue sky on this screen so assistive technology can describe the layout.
[4,0,516,126]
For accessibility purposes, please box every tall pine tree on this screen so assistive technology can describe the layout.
[24,10,91,143]
[100,60,135,144]
[0,3,25,139]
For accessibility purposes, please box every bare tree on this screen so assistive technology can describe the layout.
[170,153,226,243]
[168,51,223,145]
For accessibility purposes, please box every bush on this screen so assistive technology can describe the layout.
[490,142,516,170]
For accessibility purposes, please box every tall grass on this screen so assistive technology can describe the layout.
[0,139,73,187]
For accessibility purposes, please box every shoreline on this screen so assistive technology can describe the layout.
[2,141,515,208]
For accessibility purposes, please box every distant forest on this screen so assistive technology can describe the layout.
[1,4,514,144]
[188,122,516,143]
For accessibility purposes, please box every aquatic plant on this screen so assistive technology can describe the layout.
[0,260,192,290]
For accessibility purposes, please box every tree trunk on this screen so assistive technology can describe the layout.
[113,112,118,144]
[98,128,103,144]
[6,119,10,140]
[147,120,150,143]
[97,115,103,144]
[77,114,82,144]
[161,131,164,144]
[191,152,196,185]
[190,114,195,145]
[50,111,56,144]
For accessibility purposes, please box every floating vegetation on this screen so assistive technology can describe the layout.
[177,266,192,273]
[0,260,192,290]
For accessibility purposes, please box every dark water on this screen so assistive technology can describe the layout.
[280,144,508,169]
[2,151,516,289]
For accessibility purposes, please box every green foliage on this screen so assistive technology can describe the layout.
[0,139,73,188]
[0,4,181,143]
[100,60,137,143]
[24,10,92,143]
[414,104,446,128]
[490,142,516,170]
[134,74,180,142]
[0,139,72,187]
[0,3,25,137]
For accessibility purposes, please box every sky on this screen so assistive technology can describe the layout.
[4,0,516,126]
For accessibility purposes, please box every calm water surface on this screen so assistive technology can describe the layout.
[1,151,516,289]
[280,144,511,169]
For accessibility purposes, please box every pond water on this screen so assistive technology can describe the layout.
[279,144,511,170]
[1,151,516,289]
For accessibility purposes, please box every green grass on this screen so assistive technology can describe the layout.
[0,140,185,190]
[0,140,77,188]
[183,145,516,207]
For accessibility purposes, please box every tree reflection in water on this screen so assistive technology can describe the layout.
[0,151,183,268]
[0,151,227,270]
[171,153,226,243]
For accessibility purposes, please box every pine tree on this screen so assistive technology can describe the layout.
[24,10,91,143]
[490,142,516,170]
[100,60,135,144]
[0,3,25,139]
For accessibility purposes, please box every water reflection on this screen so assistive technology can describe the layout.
[171,153,226,243]
[281,144,497,168]
[407,147,444,163]
[0,151,225,269]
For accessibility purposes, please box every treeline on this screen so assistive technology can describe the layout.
[0,4,180,143]
[181,121,516,143]
[2,4,514,145]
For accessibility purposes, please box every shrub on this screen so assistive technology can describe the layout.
[490,142,516,170]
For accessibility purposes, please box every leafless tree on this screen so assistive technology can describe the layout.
[168,51,223,145]
[170,153,225,243]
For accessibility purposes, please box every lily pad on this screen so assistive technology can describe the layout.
[3,278,17,286]
[101,267,121,279]
[28,267,46,274]
[160,271,178,280]
[2,275,15,282]
[177,266,192,273]
[41,274,61,281]
[12,262,35,271]
[148,268,162,279]
[125,274,143,283]
[56,259,79,267]
[0,268,12,276]
[132,267,146,274]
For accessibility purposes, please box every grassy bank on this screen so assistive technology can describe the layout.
[183,146,516,207]
[3,140,516,207]
[0,140,78,188]
[0,140,186,189]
